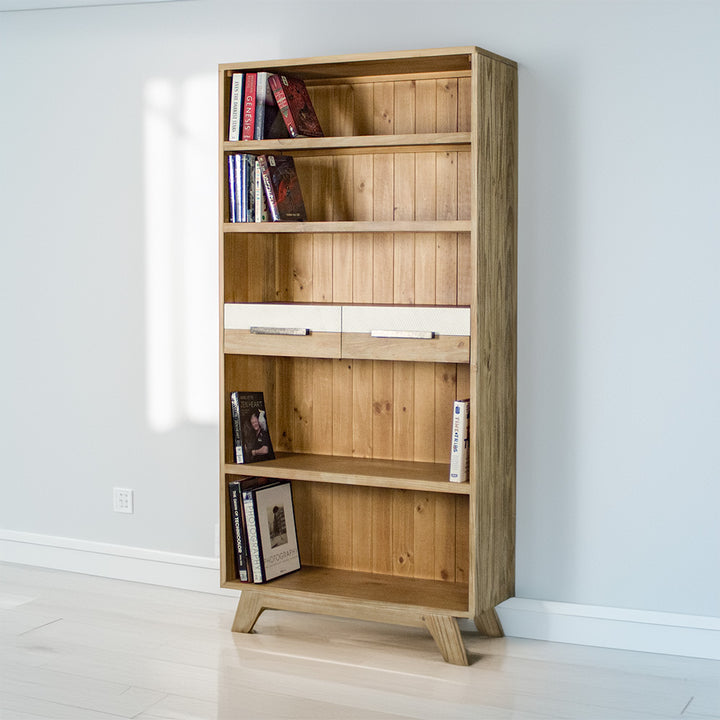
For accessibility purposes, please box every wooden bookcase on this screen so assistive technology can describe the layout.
[218,47,517,665]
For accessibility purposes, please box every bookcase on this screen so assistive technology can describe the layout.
[218,47,517,665]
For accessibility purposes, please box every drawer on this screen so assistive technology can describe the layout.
[341,306,470,363]
[224,303,342,358]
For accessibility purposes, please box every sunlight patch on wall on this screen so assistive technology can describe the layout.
[144,74,217,433]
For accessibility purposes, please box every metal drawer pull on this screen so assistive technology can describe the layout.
[370,329,435,340]
[251,327,310,336]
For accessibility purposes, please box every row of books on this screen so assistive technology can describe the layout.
[228,476,300,583]
[228,153,307,223]
[228,71,324,141]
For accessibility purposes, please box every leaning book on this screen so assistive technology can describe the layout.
[230,391,275,463]
[242,479,300,583]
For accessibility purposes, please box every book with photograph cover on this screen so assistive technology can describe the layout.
[230,391,275,463]
[268,74,323,138]
[257,154,307,222]
[242,479,300,583]
[449,399,470,482]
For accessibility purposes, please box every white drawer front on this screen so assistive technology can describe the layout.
[224,304,342,333]
[341,306,470,336]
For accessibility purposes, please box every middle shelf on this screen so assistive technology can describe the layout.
[223,452,471,495]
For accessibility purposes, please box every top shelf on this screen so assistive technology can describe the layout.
[223,132,471,156]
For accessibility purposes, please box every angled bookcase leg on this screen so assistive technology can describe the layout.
[474,608,504,638]
[231,592,265,634]
[423,615,469,666]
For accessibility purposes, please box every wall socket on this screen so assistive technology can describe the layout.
[113,487,134,514]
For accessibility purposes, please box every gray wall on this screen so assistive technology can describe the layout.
[1,0,718,619]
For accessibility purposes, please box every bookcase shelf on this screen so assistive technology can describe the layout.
[224,131,471,155]
[223,220,471,233]
[227,566,471,617]
[223,453,471,495]
[218,46,517,666]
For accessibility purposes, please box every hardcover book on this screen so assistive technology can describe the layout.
[228,72,244,142]
[230,391,275,463]
[258,154,307,222]
[241,72,257,141]
[228,479,251,581]
[449,399,470,482]
[254,71,289,140]
[268,74,324,138]
[242,479,300,583]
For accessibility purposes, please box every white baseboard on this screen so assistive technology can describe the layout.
[496,597,720,661]
[2,530,718,660]
[0,529,239,597]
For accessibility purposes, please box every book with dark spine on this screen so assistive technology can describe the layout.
[230,391,275,463]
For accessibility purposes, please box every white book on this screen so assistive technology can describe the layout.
[449,399,470,483]
[228,73,244,141]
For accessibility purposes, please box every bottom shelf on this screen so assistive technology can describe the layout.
[224,565,470,617]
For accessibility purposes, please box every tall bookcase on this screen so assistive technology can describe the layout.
[218,47,517,665]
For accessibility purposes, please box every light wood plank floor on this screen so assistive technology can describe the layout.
[1,563,718,719]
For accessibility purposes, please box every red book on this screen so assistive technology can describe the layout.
[242,72,257,140]
[258,154,307,222]
[268,74,323,138]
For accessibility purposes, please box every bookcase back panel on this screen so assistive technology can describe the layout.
[223,355,470,463]
[224,232,472,307]
[306,76,471,138]
[292,482,469,583]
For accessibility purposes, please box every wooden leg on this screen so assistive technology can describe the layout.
[474,608,504,637]
[423,615,469,666]
[231,592,265,634]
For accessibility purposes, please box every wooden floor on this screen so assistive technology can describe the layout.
[1,563,718,719]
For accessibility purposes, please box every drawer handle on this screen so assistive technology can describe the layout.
[370,329,435,340]
[250,326,310,336]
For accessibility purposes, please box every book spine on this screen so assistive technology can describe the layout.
[449,399,470,482]
[237,154,247,223]
[242,488,265,583]
[257,155,280,222]
[228,481,248,582]
[230,392,244,463]
[254,157,268,222]
[253,72,269,140]
[227,154,236,223]
[228,73,243,142]
[269,74,298,138]
[241,72,257,141]
[245,154,256,222]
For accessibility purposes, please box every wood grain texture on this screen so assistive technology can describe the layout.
[219,47,517,664]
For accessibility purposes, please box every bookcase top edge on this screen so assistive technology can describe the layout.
[218,46,516,76]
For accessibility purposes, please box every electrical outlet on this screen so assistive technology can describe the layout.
[113,487,134,514]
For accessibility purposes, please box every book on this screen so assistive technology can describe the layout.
[228,479,251,581]
[253,71,289,140]
[228,73,244,142]
[258,154,307,222]
[242,479,300,583]
[227,154,237,223]
[241,72,257,141]
[254,157,269,222]
[449,399,470,482]
[268,74,323,138]
[230,391,275,463]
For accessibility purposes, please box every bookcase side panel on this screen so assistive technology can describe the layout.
[470,53,518,619]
